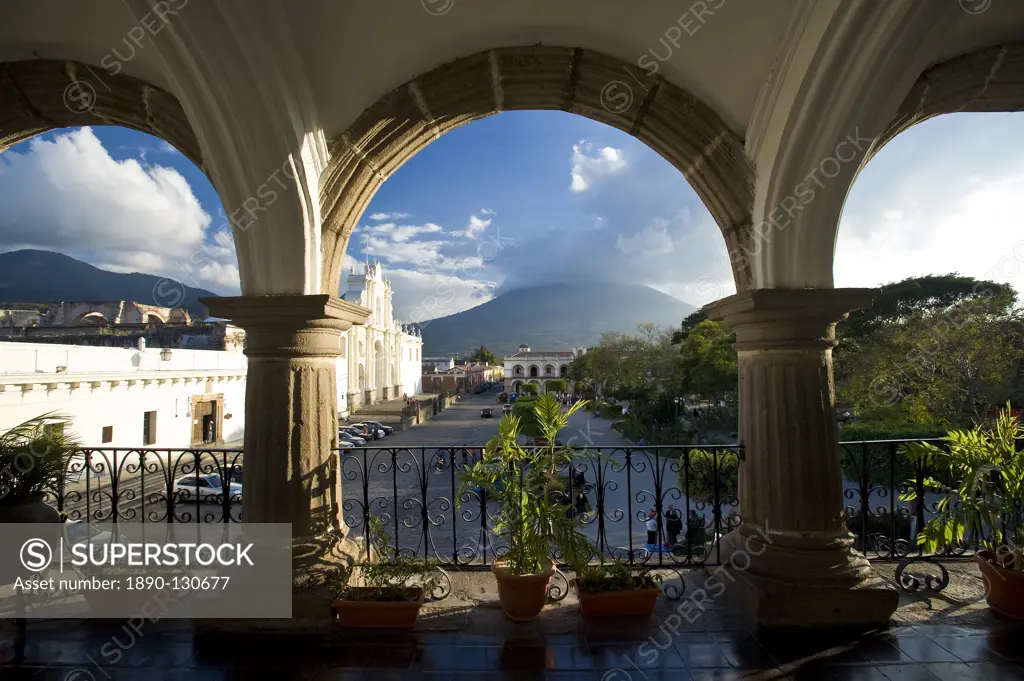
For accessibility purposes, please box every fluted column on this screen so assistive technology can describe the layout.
[203,294,371,615]
[705,289,898,627]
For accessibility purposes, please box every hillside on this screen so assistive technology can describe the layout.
[419,283,694,356]
[0,250,217,318]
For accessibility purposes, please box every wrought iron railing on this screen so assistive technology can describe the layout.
[31,438,1018,597]
[43,447,243,524]
[339,445,743,574]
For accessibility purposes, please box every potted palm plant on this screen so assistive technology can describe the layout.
[330,516,441,628]
[572,559,661,618]
[0,413,77,523]
[900,404,1024,619]
[459,393,592,621]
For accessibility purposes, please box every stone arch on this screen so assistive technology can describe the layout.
[544,364,555,376]
[319,45,755,292]
[869,44,1024,165]
[74,312,108,327]
[0,59,203,169]
[357,363,366,391]
[145,314,166,325]
[560,365,569,377]
[512,381,523,393]
[528,365,540,378]
[512,364,524,377]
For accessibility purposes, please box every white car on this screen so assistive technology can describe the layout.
[173,474,242,504]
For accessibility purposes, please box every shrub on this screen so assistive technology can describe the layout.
[598,403,623,419]
[676,449,739,507]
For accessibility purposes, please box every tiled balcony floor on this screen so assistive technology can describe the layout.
[2,620,1024,680]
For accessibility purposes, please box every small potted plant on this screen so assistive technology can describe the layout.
[0,413,77,523]
[330,517,441,629]
[459,393,593,621]
[900,404,1024,619]
[573,559,661,618]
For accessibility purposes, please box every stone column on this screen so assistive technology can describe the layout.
[704,289,898,628]
[202,294,371,616]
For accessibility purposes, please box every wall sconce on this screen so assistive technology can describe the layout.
[160,348,173,361]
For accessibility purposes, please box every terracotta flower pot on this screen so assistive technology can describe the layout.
[491,560,553,621]
[976,550,1024,620]
[332,587,424,629]
[573,579,661,618]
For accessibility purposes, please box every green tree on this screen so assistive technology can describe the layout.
[676,320,737,404]
[840,296,1024,425]
[466,345,498,365]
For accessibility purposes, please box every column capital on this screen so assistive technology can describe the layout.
[202,294,371,359]
[703,288,878,350]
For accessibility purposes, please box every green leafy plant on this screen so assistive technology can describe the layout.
[899,404,1024,571]
[334,516,441,601]
[0,413,79,505]
[458,393,595,575]
[676,449,738,506]
[575,559,658,594]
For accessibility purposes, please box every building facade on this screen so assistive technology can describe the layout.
[504,345,584,394]
[338,262,422,417]
[0,341,247,447]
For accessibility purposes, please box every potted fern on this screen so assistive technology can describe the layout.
[458,393,592,621]
[0,413,78,523]
[330,516,441,628]
[572,559,661,618]
[900,404,1024,619]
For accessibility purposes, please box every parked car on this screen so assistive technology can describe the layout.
[173,474,242,503]
[480,408,493,418]
[225,464,243,486]
[351,423,385,440]
[502,403,512,415]
[339,428,367,445]
[363,420,393,435]
[339,439,358,448]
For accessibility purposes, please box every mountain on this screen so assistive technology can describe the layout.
[0,250,217,318]
[419,283,695,357]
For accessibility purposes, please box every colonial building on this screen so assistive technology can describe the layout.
[0,340,247,447]
[504,344,584,394]
[338,262,422,417]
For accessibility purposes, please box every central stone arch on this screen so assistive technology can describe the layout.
[319,45,756,293]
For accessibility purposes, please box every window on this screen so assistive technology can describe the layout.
[143,411,157,445]
[101,426,113,443]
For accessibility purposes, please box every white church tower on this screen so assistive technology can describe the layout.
[337,262,422,417]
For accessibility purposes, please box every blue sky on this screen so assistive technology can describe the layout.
[1,111,1023,321]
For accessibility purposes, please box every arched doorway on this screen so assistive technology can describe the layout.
[374,340,385,400]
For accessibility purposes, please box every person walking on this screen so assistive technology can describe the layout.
[666,504,683,546]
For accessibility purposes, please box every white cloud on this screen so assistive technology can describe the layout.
[616,219,675,255]
[450,211,493,239]
[0,127,239,294]
[836,113,1024,295]
[368,212,410,220]
[570,142,626,192]
[386,267,497,322]
[370,222,443,243]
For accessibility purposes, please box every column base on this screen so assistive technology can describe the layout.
[720,568,898,629]
[717,524,898,628]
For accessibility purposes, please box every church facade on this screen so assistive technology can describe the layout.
[337,263,422,418]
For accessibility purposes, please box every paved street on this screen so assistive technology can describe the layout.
[341,389,736,566]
